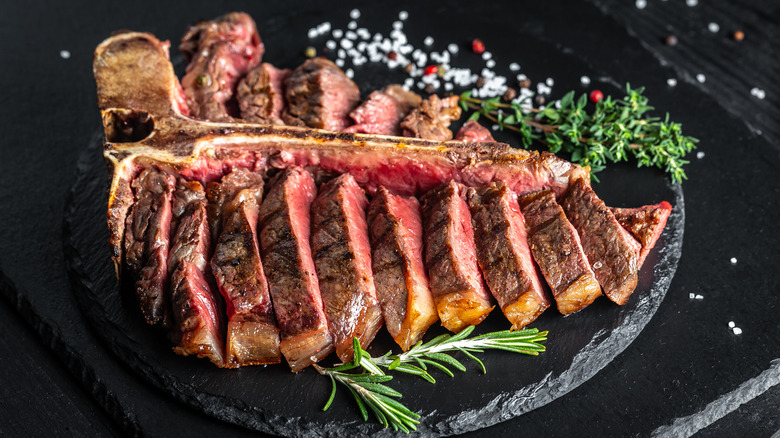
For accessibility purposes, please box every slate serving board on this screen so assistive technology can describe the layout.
[63,15,684,436]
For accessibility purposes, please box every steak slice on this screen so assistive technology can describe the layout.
[206,167,266,244]
[259,166,333,371]
[421,181,494,331]
[124,167,175,326]
[368,187,438,350]
[282,58,360,131]
[345,85,421,136]
[401,95,462,141]
[468,183,550,329]
[210,169,280,367]
[519,190,602,315]
[311,174,383,362]
[168,179,224,366]
[561,178,641,305]
[179,12,263,121]
[611,201,672,268]
[236,62,291,125]
[455,120,495,142]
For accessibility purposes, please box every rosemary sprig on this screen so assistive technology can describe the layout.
[459,84,698,183]
[316,326,548,432]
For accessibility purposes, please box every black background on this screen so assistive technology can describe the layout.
[1,1,778,437]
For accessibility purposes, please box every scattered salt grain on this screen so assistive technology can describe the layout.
[335,58,345,67]
[345,68,354,78]
[546,77,554,87]
[689,293,695,299]
[750,87,766,99]
[399,11,409,20]
[695,294,704,300]
[482,51,492,60]
[580,75,591,85]
[444,83,454,91]
[350,9,361,19]
[308,28,318,39]
[517,73,528,82]
[667,78,677,87]
[730,257,737,264]
[733,327,743,335]
[491,124,500,131]
[696,151,705,159]
[686,0,698,6]
[333,29,343,38]
[448,43,459,54]
[340,39,353,50]
[326,40,337,50]
[348,21,358,30]
[486,59,496,68]
[509,63,521,72]
[636,0,647,9]
[393,21,403,30]
[424,36,434,46]
[537,83,552,95]
[708,22,720,33]
[59,50,70,59]
[728,321,736,328]
[696,73,706,83]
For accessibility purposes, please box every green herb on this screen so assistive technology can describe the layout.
[459,84,698,183]
[315,326,548,432]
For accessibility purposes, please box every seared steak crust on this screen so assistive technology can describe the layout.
[611,201,672,269]
[124,167,176,326]
[210,169,280,366]
[401,95,462,141]
[561,178,641,305]
[311,174,383,362]
[468,183,550,329]
[236,62,291,125]
[345,85,421,136]
[258,166,333,371]
[519,190,602,315]
[421,181,494,331]
[368,187,438,350]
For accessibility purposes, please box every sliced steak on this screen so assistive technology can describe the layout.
[421,181,494,331]
[519,190,602,315]
[468,183,550,329]
[368,186,438,350]
[401,95,462,141]
[611,201,672,268]
[210,169,280,367]
[345,85,421,136]
[168,179,224,366]
[236,62,291,125]
[311,174,383,361]
[206,167,265,244]
[124,167,175,326]
[455,120,495,142]
[561,178,641,305]
[180,12,263,121]
[282,58,360,131]
[258,166,333,371]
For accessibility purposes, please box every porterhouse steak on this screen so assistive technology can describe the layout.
[94,15,670,370]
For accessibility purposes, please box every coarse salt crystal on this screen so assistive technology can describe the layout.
[580,75,591,85]
[728,321,736,328]
[636,0,647,9]
[340,39,353,50]
[393,21,403,30]
[667,78,677,87]
[448,43,459,54]
[537,83,551,95]
[686,0,698,6]
[346,31,358,40]
[348,21,358,30]
[750,87,766,99]
[350,9,361,19]
[491,124,499,131]
[335,59,345,67]
[445,83,453,91]
[546,77,554,86]
[399,11,409,20]
[486,59,496,68]
[308,28,318,39]
[424,36,434,46]
[708,22,720,33]
[695,294,704,300]
[733,327,743,335]
[696,74,706,83]
[59,50,71,59]
[517,73,528,82]
[333,29,343,38]
[689,293,695,299]
[730,257,737,264]
[482,51,492,60]
[696,151,705,159]
[326,40,337,50]
[345,68,354,78]
[510,62,521,71]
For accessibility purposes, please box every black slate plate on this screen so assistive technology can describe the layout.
[64,12,684,436]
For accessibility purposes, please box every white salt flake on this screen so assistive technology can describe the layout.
[424,36,434,46]
[350,9,361,19]
[448,43,459,54]
[733,327,743,335]
[750,87,766,99]
[345,68,354,79]
[348,21,358,30]
[636,0,647,9]
[335,58,345,67]
[728,321,736,328]
[695,294,704,300]
[686,0,698,6]
[696,73,706,83]
[491,124,500,131]
[689,293,695,299]
[509,62,521,72]
[340,39,353,50]
[333,29,343,38]
[482,51,492,60]
[393,21,403,30]
[308,28,318,39]
[486,59,496,68]
[580,75,591,85]
[696,151,705,159]
[517,73,528,82]
[326,40,337,50]
[546,77,554,87]
[667,78,677,87]
[399,11,409,20]
[59,50,71,59]
[708,22,720,33]
[730,257,737,264]
[444,83,454,91]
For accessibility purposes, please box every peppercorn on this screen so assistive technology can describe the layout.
[404,63,414,73]
[303,46,316,58]
[733,30,744,41]
[424,83,436,94]
[476,76,486,88]
[664,35,678,46]
[423,65,438,76]
[503,88,517,102]
[472,38,485,54]
[534,94,545,106]
[196,74,210,87]
[518,78,531,89]
[437,65,446,78]
[589,89,604,103]
[387,51,398,60]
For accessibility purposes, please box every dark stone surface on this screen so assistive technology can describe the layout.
[0,0,778,437]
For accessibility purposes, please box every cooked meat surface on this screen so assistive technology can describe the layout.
[168,180,224,366]
[180,12,263,121]
[124,167,176,326]
[561,178,641,305]
[519,190,602,315]
[282,58,360,131]
[210,169,280,366]
[455,120,495,142]
[236,62,291,124]
[468,183,550,329]
[206,166,265,243]
[611,201,672,268]
[311,174,383,362]
[345,85,421,136]
[421,181,494,331]
[401,95,462,141]
[258,166,333,371]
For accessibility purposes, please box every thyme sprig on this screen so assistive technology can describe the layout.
[459,84,698,183]
[315,326,548,432]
